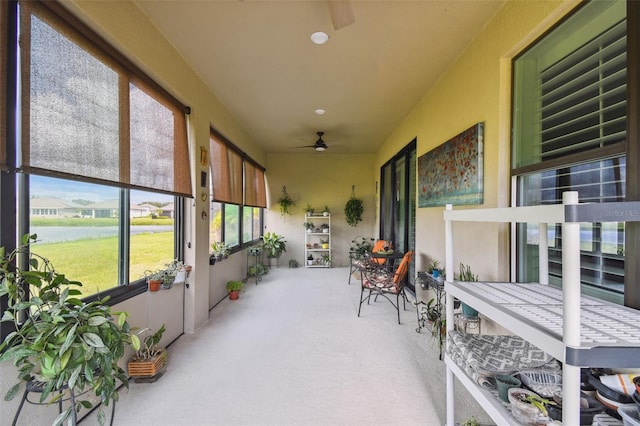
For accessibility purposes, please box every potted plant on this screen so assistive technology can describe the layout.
[161,259,185,289]
[145,269,166,292]
[507,388,554,425]
[321,223,330,233]
[320,238,329,249]
[320,253,331,267]
[458,263,479,317]
[261,232,287,265]
[304,221,315,233]
[349,237,375,261]
[225,280,244,300]
[305,203,315,216]
[128,325,167,381]
[322,205,331,216]
[277,185,294,216]
[0,234,140,425]
[307,254,314,266]
[344,185,364,227]
[248,263,267,277]
[211,241,230,261]
[426,259,444,280]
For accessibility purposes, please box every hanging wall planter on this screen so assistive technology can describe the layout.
[344,185,364,227]
[277,186,294,217]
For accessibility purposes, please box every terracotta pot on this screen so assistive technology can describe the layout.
[148,279,162,292]
[229,290,239,300]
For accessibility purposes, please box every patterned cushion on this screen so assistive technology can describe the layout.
[447,330,560,377]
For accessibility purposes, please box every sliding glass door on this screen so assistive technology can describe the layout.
[380,140,416,290]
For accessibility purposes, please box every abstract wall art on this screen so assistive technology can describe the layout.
[418,122,484,207]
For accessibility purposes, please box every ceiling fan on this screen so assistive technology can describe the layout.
[294,131,330,152]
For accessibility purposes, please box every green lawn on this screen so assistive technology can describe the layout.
[30,217,174,227]
[33,232,174,297]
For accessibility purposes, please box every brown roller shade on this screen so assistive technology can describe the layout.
[19,1,192,197]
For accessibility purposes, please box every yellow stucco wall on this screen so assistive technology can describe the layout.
[378,0,581,282]
[265,153,376,267]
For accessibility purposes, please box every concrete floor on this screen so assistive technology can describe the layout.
[83,266,492,426]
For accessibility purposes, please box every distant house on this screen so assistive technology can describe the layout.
[138,203,173,218]
[138,203,161,217]
[160,202,174,219]
[85,200,119,218]
[30,197,82,217]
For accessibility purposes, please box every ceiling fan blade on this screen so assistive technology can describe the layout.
[328,0,355,30]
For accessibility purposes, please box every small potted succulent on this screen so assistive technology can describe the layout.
[304,221,315,233]
[307,254,314,266]
[321,223,330,233]
[322,205,331,216]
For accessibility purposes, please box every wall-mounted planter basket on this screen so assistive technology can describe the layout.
[128,348,167,378]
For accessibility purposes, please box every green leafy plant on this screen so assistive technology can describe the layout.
[277,186,294,216]
[0,234,139,425]
[426,259,444,276]
[211,241,231,258]
[458,263,479,281]
[225,280,244,293]
[305,203,314,215]
[261,232,287,258]
[132,325,166,361]
[322,205,330,214]
[303,221,315,231]
[320,253,331,266]
[349,236,375,260]
[248,264,267,277]
[344,186,364,227]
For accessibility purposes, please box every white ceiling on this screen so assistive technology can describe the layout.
[134,0,504,154]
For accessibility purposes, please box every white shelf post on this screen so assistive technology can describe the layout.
[562,191,581,423]
[445,204,454,426]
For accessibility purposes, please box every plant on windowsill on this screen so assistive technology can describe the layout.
[128,325,167,381]
[211,241,231,261]
[161,259,185,289]
[145,268,167,292]
[0,234,140,426]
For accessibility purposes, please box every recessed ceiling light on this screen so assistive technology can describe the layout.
[315,109,326,115]
[310,32,329,45]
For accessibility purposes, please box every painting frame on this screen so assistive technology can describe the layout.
[418,122,484,208]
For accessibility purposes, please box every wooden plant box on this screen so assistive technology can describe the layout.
[128,349,167,377]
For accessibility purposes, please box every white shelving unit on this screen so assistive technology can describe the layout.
[443,191,640,425]
[304,214,331,268]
